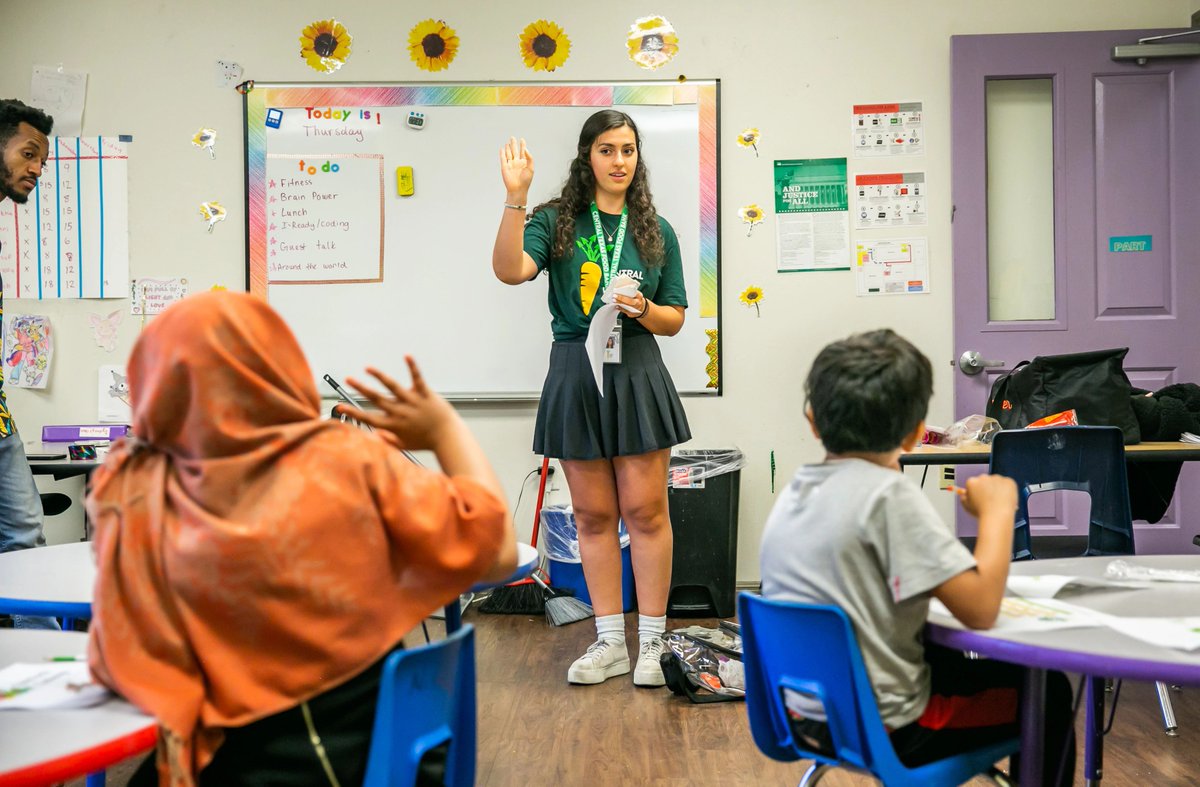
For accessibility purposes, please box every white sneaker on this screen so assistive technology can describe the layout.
[633,637,667,687]
[567,639,630,685]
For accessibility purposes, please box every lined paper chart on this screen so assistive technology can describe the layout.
[0,137,129,300]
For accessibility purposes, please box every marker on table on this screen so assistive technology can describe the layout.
[46,656,86,662]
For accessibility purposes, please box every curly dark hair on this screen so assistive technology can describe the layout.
[532,109,665,267]
[0,99,53,150]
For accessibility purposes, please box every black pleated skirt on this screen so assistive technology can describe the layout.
[534,332,692,460]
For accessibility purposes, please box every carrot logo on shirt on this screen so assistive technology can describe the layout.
[575,236,604,315]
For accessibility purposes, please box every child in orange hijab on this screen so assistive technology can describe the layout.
[87,291,516,786]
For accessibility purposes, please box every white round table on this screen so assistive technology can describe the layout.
[0,629,154,787]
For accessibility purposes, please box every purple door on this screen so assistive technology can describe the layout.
[951,30,1200,553]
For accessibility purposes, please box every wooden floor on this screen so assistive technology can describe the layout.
[85,610,1199,786]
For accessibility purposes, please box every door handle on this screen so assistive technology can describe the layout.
[958,350,1004,375]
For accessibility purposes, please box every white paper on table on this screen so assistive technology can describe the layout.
[584,275,641,394]
[1101,616,1200,652]
[1006,574,1150,599]
[30,65,87,137]
[929,596,1104,632]
[0,662,111,710]
[992,597,1108,632]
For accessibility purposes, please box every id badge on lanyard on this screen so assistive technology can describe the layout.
[591,202,628,365]
[604,322,622,364]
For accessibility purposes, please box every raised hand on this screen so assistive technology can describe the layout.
[341,357,460,452]
[499,136,534,198]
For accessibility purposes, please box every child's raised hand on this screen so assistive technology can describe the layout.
[342,358,459,452]
[960,474,1018,520]
[499,136,534,196]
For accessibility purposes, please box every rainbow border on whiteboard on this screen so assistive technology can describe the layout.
[245,82,719,317]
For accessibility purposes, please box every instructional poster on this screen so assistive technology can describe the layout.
[854,172,927,228]
[852,102,924,158]
[264,153,384,284]
[0,137,129,300]
[855,237,930,296]
[773,158,850,272]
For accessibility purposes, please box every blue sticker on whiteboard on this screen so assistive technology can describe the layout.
[265,108,283,129]
[1109,234,1152,252]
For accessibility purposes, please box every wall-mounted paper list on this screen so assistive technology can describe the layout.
[0,137,129,300]
[264,153,384,284]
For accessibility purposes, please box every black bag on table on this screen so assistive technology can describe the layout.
[985,348,1141,444]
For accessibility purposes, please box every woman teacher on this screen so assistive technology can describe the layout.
[492,109,690,688]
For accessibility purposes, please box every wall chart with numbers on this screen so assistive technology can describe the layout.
[0,137,130,300]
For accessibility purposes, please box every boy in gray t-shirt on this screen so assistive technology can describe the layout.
[760,329,1074,786]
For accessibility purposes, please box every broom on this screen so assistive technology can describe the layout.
[479,456,554,614]
[533,574,594,626]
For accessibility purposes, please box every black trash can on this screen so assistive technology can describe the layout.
[666,449,744,618]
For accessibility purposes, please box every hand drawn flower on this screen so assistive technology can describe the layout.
[736,127,761,157]
[300,19,352,73]
[739,285,764,317]
[739,203,765,236]
[519,20,571,72]
[409,19,460,72]
[626,15,679,70]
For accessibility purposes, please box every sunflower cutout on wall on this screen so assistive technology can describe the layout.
[740,285,764,317]
[199,201,227,233]
[736,127,761,157]
[626,15,680,70]
[739,203,765,237]
[300,19,352,73]
[519,20,571,72]
[191,128,217,159]
[409,19,460,72]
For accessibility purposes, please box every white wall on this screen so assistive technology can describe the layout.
[2,0,1189,573]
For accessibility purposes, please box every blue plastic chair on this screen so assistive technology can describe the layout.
[991,426,1179,743]
[989,426,1135,561]
[362,624,477,787]
[739,593,1017,787]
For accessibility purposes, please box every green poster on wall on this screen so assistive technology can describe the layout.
[773,158,850,272]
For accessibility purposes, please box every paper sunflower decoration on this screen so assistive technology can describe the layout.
[739,203,765,237]
[199,201,227,233]
[300,19,352,73]
[409,19,460,72]
[519,19,571,72]
[191,128,217,159]
[739,285,764,317]
[626,15,680,69]
[736,128,760,157]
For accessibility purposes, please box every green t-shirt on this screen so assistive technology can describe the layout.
[523,206,688,341]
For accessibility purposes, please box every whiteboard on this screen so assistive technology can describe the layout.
[244,82,721,399]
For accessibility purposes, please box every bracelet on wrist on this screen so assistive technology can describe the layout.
[503,202,526,211]
[635,299,651,319]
